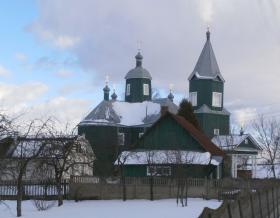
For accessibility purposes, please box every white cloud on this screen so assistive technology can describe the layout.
[0,65,11,77]
[27,0,280,117]
[232,107,257,127]
[55,69,73,78]
[198,0,215,24]
[53,35,80,49]
[27,24,80,49]
[15,52,27,63]
[24,97,91,129]
[0,82,48,109]
[0,82,91,129]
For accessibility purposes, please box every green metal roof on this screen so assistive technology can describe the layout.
[125,52,152,80]
[188,30,225,82]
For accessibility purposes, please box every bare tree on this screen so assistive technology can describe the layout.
[116,151,135,201]
[42,128,94,206]
[0,114,15,209]
[253,115,280,178]
[2,119,52,217]
[145,150,157,201]
[171,150,194,207]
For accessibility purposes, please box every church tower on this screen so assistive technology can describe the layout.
[188,29,230,138]
[125,52,152,103]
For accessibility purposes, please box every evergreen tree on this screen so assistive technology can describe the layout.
[177,99,200,130]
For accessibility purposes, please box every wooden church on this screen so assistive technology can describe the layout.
[78,29,261,178]
[78,48,178,176]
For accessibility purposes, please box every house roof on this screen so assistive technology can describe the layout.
[79,99,178,127]
[125,52,152,80]
[170,113,225,156]
[0,135,92,158]
[133,111,224,157]
[211,134,262,151]
[188,30,225,82]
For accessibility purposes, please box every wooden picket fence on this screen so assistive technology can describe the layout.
[0,179,69,200]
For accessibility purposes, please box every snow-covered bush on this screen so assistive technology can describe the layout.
[33,200,55,211]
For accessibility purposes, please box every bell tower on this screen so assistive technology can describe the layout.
[188,29,230,138]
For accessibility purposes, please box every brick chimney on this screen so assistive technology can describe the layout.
[160,106,168,116]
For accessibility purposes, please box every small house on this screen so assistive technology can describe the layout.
[116,111,225,179]
[212,134,261,178]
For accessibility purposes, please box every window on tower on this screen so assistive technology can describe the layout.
[126,84,130,96]
[143,84,149,95]
[212,92,222,107]
[189,92,197,106]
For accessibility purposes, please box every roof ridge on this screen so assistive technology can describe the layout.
[169,113,224,156]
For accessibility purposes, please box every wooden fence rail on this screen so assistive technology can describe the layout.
[199,186,280,218]
[0,180,69,200]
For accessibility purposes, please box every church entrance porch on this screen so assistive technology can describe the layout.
[231,154,257,179]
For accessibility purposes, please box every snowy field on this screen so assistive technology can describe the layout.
[1,198,221,218]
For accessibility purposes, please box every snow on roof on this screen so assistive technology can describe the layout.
[212,135,248,148]
[115,150,222,166]
[211,134,261,151]
[194,104,230,116]
[80,99,178,127]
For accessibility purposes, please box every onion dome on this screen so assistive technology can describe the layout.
[125,52,152,80]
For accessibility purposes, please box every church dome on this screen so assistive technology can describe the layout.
[125,52,152,80]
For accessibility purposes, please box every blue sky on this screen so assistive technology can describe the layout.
[1,0,280,129]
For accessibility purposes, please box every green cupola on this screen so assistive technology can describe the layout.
[188,29,230,138]
[125,51,152,103]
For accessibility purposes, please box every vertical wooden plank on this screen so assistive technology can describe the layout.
[227,202,232,218]
[272,188,276,218]
[258,191,263,218]
[250,194,255,218]
[276,187,279,217]
[267,190,270,218]
[238,199,244,218]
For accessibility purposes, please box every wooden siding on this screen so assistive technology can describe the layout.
[136,116,205,151]
[125,78,152,102]
[123,164,216,178]
[78,125,119,176]
[195,113,230,138]
[189,78,224,111]
[119,126,146,148]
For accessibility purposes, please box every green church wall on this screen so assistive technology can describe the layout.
[189,79,224,111]
[195,113,230,138]
[119,126,146,148]
[125,78,152,103]
[78,125,119,176]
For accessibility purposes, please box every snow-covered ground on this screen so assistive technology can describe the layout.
[1,198,221,218]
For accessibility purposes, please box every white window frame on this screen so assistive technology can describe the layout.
[212,92,222,107]
[118,133,125,146]
[189,92,197,106]
[126,84,130,96]
[139,132,144,138]
[146,166,171,176]
[143,84,149,96]
[214,128,220,136]
[244,139,248,144]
